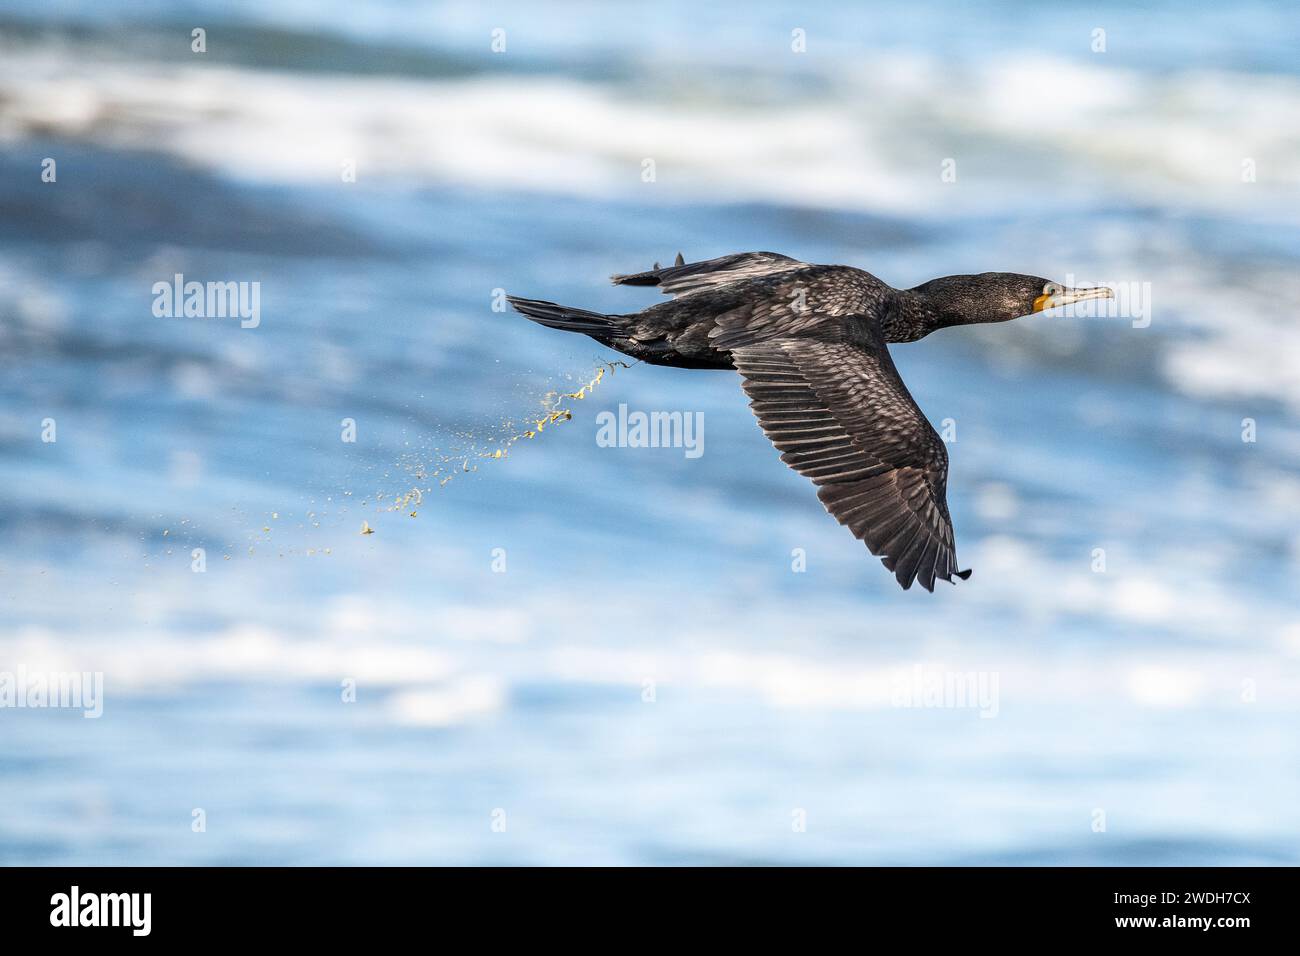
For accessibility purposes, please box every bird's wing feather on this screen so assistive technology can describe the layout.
[732,338,969,591]
[707,266,887,349]
[611,251,807,298]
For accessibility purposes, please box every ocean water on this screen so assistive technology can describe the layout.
[1,1,1298,865]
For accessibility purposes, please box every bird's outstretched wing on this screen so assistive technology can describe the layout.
[611,251,808,298]
[731,337,970,591]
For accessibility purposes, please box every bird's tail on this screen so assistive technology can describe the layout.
[506,295,630,341]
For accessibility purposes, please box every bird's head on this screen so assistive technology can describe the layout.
[908,273,1115,331]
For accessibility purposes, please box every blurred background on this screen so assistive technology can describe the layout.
[1,0,1298,865]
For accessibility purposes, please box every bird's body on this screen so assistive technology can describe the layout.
[509,251,1112,592]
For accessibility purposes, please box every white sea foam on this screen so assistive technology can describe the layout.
[385,677,506,727]
[2,538,1296,722]
[3,618,1291,721]
[2,42,1298,218]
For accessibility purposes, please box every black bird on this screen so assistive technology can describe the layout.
[508,251,1113,591]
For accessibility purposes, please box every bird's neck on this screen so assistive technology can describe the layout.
[886,289,954,343]
[889,281,1002,342]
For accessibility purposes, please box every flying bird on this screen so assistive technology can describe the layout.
[508,251,1113,591]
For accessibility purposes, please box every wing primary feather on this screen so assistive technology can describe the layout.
[733,338,967,592]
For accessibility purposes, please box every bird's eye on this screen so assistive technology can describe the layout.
[1043,283,1061,296]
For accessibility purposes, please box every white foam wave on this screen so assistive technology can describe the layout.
[3,536,1298,723]
[3,41,1299,218]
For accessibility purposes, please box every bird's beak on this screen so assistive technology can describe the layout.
[1032,286,1115,313]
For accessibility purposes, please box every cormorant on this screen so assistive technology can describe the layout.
[508,251,1113,591]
